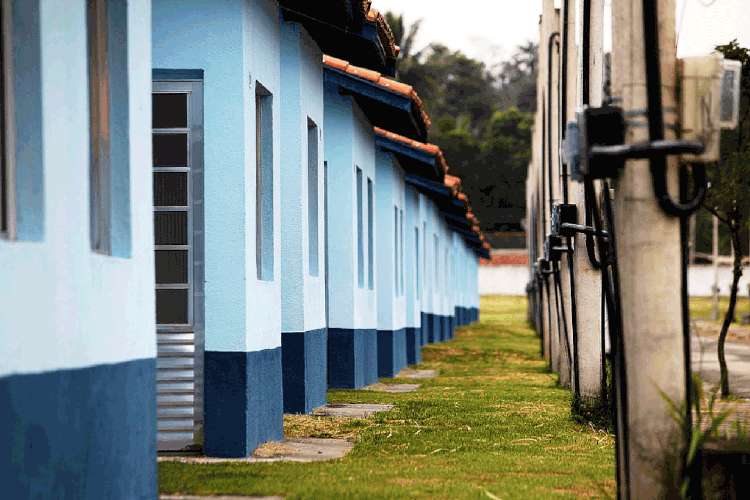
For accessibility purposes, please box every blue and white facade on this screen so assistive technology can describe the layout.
[324,89,379,389]
[152,0,284,457]
[1,0,156,497]
[279,20,327,414]
[374,150,408,378]
[2,0,487,495]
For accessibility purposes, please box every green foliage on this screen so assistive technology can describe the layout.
[656,375,736,499]
[384,12,536,229]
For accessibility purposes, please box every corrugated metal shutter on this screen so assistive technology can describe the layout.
[157,332,197,450]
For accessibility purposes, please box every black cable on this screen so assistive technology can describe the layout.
[542,95,548,235]
[547,33,560,220]
[588,178,630,500]
[601,271,608,402]
[680,170,700,499]
[544,274,554,371]
[642,1,699,493]
[561,0,569,139]
[553,262,574,380]
[642,0,706,217]
[584,181,603,270]
[562,163,580,397]
[582,0,591,107]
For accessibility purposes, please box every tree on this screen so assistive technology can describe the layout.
[706,40,750,397]
[384,11,536,229]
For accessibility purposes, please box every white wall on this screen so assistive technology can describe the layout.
[1,0,154,376]
[479,265,530,296]
[688,265,750,297]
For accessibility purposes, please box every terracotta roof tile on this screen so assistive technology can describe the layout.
[323,56,427,135]
[444,175,461,189]
[323,55,349,71]
[373,126,446,175]
[345,65,382,83]
[357,0,372,16]
[378,76,412,95]
[479,253,528,266]
[366,8,399,60]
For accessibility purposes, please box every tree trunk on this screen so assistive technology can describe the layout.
[718,222,744,398]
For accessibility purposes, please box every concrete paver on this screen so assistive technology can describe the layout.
[158,437,352,464]
[311,403,393,418]
[363,382,421,393]
[396,368,438,379]
[161,496,284,500]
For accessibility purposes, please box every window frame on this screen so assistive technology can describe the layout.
[362,165,365,288]
[367,176,374,290]
[88,0,129,256]
[307,117,319,277]
[0,0,14,239]
[255,82,274,281]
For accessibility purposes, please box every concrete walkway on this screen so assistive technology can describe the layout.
[692,320,750,399]
[691,321,750,436]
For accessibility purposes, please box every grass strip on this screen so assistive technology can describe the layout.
[159,295,616,499]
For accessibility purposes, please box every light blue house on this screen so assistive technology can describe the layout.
[278,20,327,414]
[2,2,487,496]
[323,55,429,388]
[152,0,285,457]
[1,0,156,497]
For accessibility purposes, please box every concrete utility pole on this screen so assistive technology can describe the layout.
[611,0,686,496]
[570,0,605,399]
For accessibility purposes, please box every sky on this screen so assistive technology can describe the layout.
[370,0,750,67]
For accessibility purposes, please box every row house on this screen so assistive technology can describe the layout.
[1,0,488,498]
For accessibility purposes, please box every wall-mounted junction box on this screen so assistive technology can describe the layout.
[679,53,742,162]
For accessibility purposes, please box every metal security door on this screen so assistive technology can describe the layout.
[153,79,204,452]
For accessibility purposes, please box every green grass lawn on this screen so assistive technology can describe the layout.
[159,295,616,499]
[690,295,750,322]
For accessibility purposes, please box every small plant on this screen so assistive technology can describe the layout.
[657,374,736,499]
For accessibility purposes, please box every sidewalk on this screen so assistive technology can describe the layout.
[691,320,750,436]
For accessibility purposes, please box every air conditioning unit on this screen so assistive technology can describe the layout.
[679,53,742,162]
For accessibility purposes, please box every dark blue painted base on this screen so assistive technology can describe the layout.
[204,347,283,457]
[440,315,450,342]
[405,327,422,365]
[427,313,438,344]
[282,328,327,414]
[471,307,479,322]
[377,328,407,377]
[0,358,157,500]
[420,312,428,345]
[328,328,378,389]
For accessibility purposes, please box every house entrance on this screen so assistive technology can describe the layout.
[153,78,204,451]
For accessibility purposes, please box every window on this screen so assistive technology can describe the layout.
[152,79,203,328]
[423,222,426,291]
[394,206,398,296]
[256,83,273,280]
[367,177,374,290]
[400,208,404,295]
[356,166,363,288]
[307,118,318,276]
[89,0,130,256]
[434,234,439,291]
[415,227,420,300]
[0,0,9,237]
